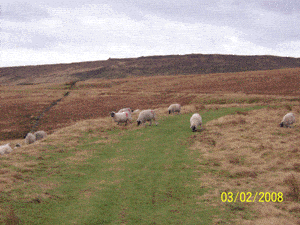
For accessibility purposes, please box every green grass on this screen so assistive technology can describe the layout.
[2,106,265,224]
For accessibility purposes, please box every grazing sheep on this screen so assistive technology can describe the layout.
[25,132,36,144]
[137,109,158,126]
[110,111,130,125]
[0,143,13,155]
[190,113,202,132]
[168,104,181,114]
[34,130,47,141]
[118,108,133,122]
[280,112,296,128]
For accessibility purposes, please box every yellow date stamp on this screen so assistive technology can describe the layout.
[221,192,283,203]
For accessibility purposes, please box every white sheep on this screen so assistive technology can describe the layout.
[34,130,47,141]
[118,108,134,114]
[25,132,36,144]
[280,112,296,128]
[110,111,130,125]
[118,108,133,122]
[190,113,202,132]
[168,104,181,114]
[0,143,13,155]
[137,109,158,126]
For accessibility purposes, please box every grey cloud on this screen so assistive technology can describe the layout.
[107,0,300,44]
[258,0,300,14]
[1,0,299,67]
[2,2,50,21]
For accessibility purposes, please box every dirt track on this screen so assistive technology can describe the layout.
[1,68,300,141]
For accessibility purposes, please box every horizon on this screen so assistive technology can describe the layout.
[1,53,300,69]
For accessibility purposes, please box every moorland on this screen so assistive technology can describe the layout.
[0,54,300,224]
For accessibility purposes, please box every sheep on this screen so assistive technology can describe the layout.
[280,112,296,128]
[190,113,202,132]
[168,103,181,114]
[118,108,134,114]
[110,111,130,125]
[137,109,158,126]
[118,108,133,122]
[34,130,47,141]
[25,132,36,144]
[0,143,13,155]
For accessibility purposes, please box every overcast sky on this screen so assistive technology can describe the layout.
[1,0,300,67]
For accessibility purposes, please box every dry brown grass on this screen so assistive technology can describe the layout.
[192,107,300,224]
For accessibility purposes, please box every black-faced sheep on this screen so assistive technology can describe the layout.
[280,112,296,128]
[190,113,202,132]
[111,111,130,125]
[137,109,158,126]
[168,104,181,114]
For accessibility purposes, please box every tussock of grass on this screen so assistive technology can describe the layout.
[283,174,300,202]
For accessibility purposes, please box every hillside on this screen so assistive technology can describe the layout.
[1,55,300,224]
[1,54,300,85]
[1,67,299,141]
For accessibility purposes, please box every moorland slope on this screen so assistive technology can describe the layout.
[0,67,299,140]
[1,54,300,85]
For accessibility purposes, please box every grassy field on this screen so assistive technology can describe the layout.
[1,106,275,224]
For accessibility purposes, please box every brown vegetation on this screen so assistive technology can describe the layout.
[1,67,300,141]
[1,54,300,85]
[1,55,300,223]
[194,106,300,224]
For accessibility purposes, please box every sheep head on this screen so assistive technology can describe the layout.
[191,126,196,132]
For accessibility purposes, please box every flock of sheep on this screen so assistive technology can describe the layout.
[0,104,296,156]
[0,131,47,155]
[111,104,296,131]
[110,104,201,131]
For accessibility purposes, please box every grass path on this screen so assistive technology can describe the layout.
[5,106,264,224]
